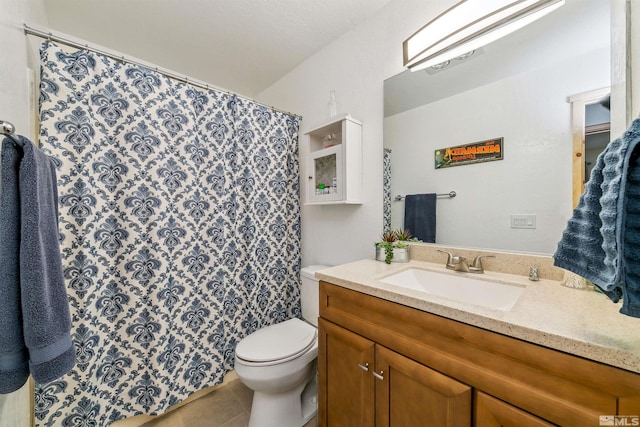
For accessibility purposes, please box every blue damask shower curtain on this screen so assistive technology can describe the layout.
[35,41,301,425]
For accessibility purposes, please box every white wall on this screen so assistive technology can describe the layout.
[634,1,640,120]
[258,0,452,267]
[0,0,47,141]
[0,1,48,425]
[611,0,640,134]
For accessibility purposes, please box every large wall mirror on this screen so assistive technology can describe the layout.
[384,0,610,254]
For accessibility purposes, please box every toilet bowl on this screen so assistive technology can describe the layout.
[234,265,328,427]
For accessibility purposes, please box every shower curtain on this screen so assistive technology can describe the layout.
[35,41,301,425]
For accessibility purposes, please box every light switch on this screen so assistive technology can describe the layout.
[511,214,536,229]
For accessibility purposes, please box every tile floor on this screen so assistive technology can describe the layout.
[137,376,317,427]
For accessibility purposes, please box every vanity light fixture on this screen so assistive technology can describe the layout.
[427,49,478,73]
[430,60,451,70]
[403,0,565,72]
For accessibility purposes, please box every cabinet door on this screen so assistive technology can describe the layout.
[318,318,375,427]
[375,345,472,427]
[476,392,556,427]
[307,145,343,203]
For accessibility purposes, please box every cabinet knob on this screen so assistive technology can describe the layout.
[357,363,369,372]
[308,176,313,180]
[373,370,384,381]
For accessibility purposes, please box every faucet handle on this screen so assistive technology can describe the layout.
[437,249,455,269]
[469,255,495,272]
[452,256,469,272]
[437,249,453,263]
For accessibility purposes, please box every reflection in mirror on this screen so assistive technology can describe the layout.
[384,0,610,254]
[584,104,611,184]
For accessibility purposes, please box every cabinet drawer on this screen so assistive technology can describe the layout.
[476,391,555,427]
[320,281,640,426]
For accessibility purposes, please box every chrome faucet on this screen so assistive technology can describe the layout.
[437,250,469,272]
[438,250,494,273]
[468,255,495,274]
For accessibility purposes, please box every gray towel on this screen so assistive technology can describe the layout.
[404,193,437,243]
[0,138,29,393]
[554,118,640,316]
[0,136,75,393]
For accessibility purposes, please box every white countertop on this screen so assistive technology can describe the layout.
[316,258,640,374]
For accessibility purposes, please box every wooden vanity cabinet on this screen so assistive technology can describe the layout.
[318,281,640,427]
[319,318,471,427]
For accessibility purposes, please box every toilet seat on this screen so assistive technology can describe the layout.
[236,318,317,366]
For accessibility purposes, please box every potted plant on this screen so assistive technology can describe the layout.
[375,229,411,264]
[394,228,413,242]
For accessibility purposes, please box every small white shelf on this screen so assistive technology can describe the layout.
[305,200,363,206]
[304,114,362,206]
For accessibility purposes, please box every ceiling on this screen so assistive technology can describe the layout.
[43,0,393,98]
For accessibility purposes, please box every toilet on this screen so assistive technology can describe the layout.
[234,265,328,427]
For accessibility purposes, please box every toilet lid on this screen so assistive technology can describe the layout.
[235,318,316,363]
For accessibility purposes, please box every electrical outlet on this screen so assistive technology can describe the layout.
[511,214,536,229]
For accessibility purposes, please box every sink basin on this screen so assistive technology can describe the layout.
[379,268,525,311]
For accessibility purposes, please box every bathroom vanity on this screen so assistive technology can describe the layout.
[316,250,640,427]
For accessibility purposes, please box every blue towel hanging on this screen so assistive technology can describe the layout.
[0,135,75,393]
[404,193,437,243]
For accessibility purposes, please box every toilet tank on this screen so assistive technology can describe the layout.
[300,265,329,327]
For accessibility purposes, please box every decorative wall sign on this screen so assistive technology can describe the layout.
[435,137,503,169]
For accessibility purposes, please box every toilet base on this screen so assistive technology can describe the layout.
[300,373,318,424]
[248,372,318,427]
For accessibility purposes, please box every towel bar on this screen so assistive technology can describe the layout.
[394,191,456,201]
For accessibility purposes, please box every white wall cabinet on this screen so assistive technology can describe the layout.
[305,114,362,205]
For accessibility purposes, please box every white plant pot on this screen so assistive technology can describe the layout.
[375,246,409,263]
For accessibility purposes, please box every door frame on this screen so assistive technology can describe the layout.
[567,87,611,208]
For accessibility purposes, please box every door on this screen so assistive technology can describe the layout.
[475,391,556,427]
[375,345,472,427]
[318,318,375,427]
[568,87,611,208]
[307,144,343,203]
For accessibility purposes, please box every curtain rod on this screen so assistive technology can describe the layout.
[23,24,301,120]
